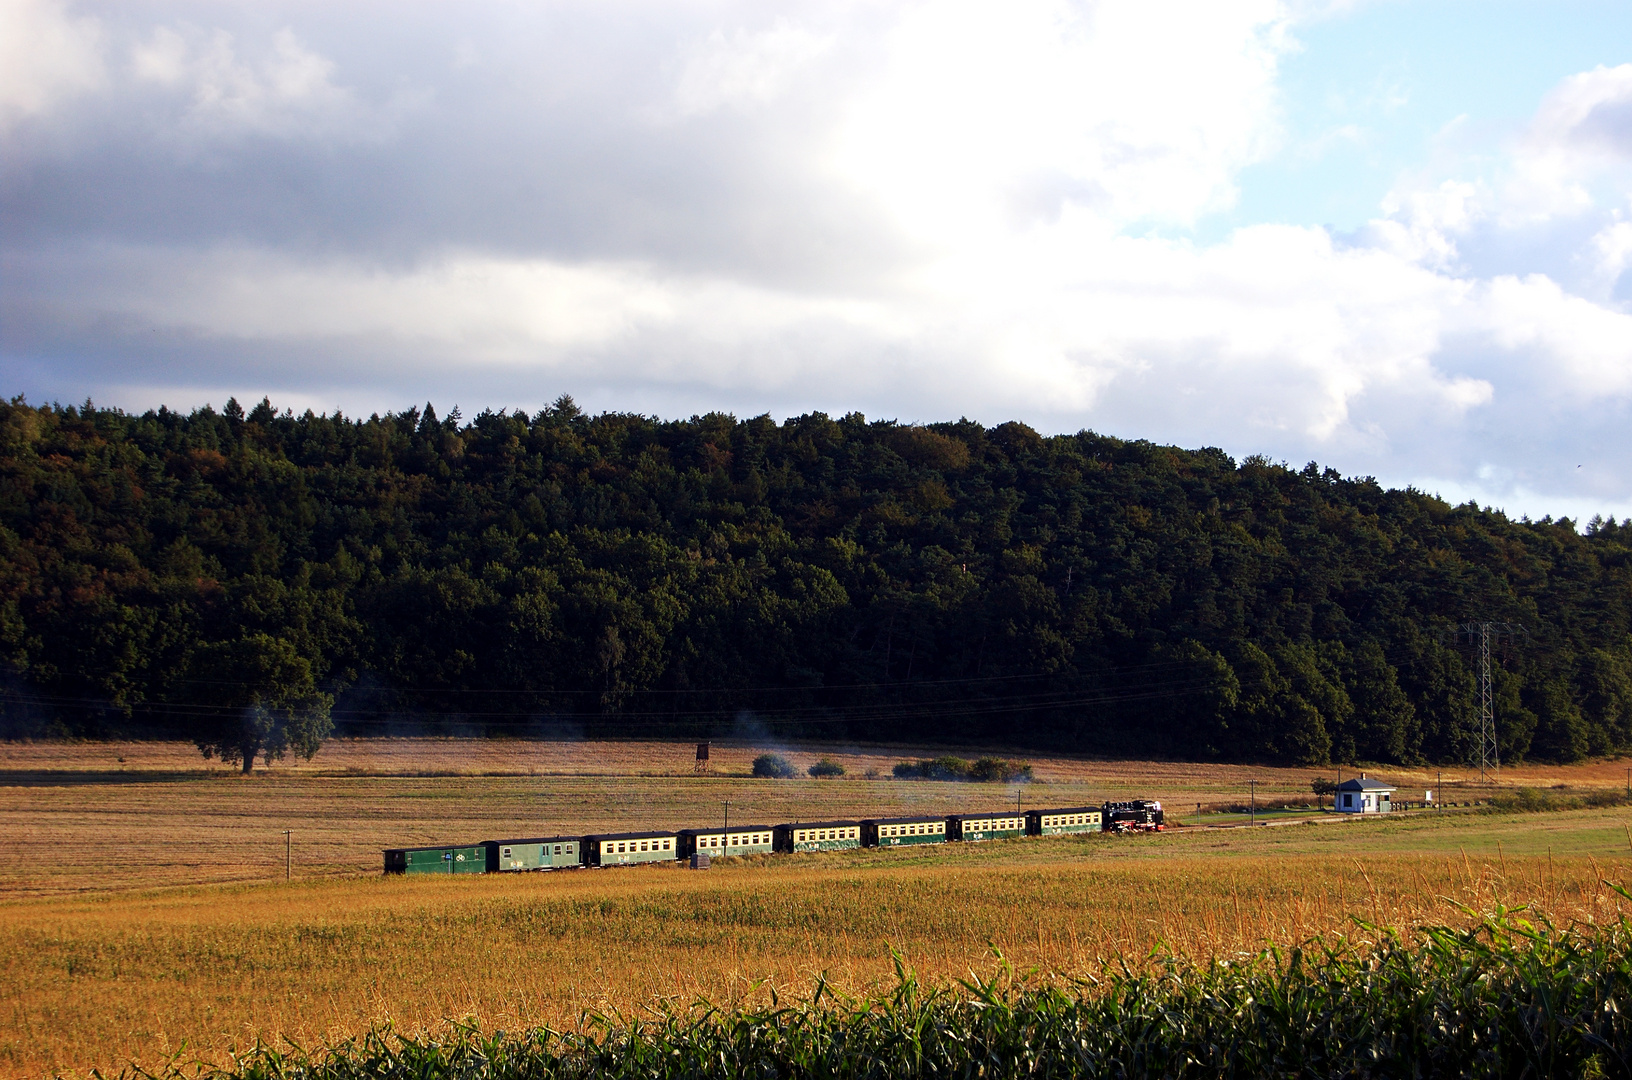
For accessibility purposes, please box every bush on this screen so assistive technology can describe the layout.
[894,757,1026,781]
[969,757,1033,783]
[1489,786,1629,813]
[807,758,845,779]
[751,753,797,779]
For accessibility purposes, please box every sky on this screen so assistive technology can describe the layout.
[3,1,1632,523]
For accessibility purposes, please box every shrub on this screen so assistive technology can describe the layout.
[893,757,1001,781]
[751,753,797,779]
[1489,786,1629,813]
[969,757,1033,783]
[807,758,845,779]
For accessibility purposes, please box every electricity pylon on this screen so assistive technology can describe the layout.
[1447,622,1528,783]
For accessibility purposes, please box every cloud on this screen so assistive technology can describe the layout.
[670,22,835,117]
[4,1,1632,522]
[0,0,104,130]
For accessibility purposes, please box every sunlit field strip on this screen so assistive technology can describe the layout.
[2,812,1631,1077]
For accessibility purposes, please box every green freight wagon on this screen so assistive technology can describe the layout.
[862,815,948,847]
[773,820,862,853]
[586,831,678,867]
[949,812,1026,841]
[1024,806,1102,836]
[383,844,487,875]
[678,825,774,859]
[483,836,583,872]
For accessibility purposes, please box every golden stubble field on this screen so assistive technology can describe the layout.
[4,738,1623,895]
[2,739,1631,1077]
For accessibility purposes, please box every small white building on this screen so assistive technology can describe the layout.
[1335,775,1395,814]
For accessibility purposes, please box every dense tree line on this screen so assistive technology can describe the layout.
[2,394,1630,768]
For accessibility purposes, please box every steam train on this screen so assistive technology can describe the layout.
[384,800,1164,874]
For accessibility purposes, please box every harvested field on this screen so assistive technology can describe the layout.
[1,740,1624,896]
[3,741,1630,1076]
[8,737,1622,789]
[2,810,1631,1078]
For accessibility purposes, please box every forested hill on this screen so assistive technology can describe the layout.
[2,394,1630,768]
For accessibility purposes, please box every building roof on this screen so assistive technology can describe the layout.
[776,819,861,829]
[482,836,581,846]
[1337,777,1396,791]
[1027,806,1100,816]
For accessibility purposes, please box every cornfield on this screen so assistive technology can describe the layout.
[172,899,1632,1080]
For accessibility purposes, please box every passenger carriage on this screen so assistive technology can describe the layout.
[863,815,947,847]
[949,812,1026,841]
[1025,806,1103,836]
[773,820,862,853]
[586,831,678,866]
[678,825,775,858]
[482,836,582,871]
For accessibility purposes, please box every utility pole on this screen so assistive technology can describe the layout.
[1446,622,1529,784]
[724,801,729,833]
[1249,780,1257,827]
[283,830,292,882]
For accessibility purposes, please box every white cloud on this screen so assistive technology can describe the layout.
[830,0,1291,243]
[0,0,104,130]
[129,24,373,140]
[1470,274,1632,399]
[6,1,1632,523]
[670,22,835,117]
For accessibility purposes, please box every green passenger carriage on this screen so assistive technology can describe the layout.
[1025,806,1102,835]
[773,820,862,853]
[949,812,1026,841]
[863,815,948,847]
[587,831,678,866]
[678,825,774,859]
[383,844,487,875]
[483,836,582,871]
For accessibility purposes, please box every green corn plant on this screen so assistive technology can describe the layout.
[119,892,1632,1080]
